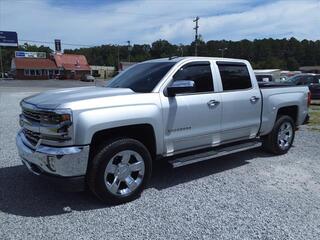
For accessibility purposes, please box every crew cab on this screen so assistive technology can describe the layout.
[16,57,310,203]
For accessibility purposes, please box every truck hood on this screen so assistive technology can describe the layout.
[23,86,135,109]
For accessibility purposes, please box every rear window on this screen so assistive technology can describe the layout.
[217,63,252,91]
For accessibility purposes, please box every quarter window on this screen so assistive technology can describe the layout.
[173,62,214,93]
[217,63,252,91]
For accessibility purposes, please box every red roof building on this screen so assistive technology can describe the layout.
[11,58,58,80]
[11,52,91,80]
[54,53,91,79]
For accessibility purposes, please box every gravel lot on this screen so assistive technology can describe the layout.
[1,81,320,240]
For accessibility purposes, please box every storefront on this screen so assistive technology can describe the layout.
[54,53,91,79]
[11,58,58,80]
[11,52,91,80]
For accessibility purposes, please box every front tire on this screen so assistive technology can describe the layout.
[88,138,152,204]
[262,115,295,155]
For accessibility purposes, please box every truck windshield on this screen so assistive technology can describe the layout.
[107,62,175,93]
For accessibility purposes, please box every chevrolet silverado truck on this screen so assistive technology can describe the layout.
[16,57,310,204]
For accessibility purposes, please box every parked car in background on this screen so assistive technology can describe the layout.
[55,73,63,80]
[286,74,320,99]
[255,74,274,82]
[81,74,95,82]
[254,69,281,82]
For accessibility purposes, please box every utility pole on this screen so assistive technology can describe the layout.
[193,16,199,56]
[117,45,120,71]
[127,40,131,62]
[218,48,228,58]
[0,47,3,78]
[179,44,184,57]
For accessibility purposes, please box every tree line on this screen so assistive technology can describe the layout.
[1,38,320,72]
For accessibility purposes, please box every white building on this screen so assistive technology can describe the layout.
[90,65,115,79]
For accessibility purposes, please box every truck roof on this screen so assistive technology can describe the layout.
[144,56,248,64]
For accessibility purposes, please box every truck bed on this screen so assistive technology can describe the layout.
[258,82,294,88]
[259,84,309,136]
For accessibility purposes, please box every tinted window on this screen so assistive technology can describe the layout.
[218,63,252,90]
[173,62,214,93]
[314,76,320,84]
[287,75,310,85]
[306,76,320,84]
[107,62,175,93]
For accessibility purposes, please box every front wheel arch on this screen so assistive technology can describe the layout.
[87,137,152,204]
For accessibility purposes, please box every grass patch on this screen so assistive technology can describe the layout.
[310,105,320,111]
[308,105,320,130]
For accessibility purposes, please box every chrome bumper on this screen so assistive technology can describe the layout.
[16,131,90,177]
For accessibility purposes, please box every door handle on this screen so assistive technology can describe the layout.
[207,99,220,108]
[250,96,260,103]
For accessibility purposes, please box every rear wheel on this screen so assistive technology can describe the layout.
[262,115,295,155]
[88,138,152,204]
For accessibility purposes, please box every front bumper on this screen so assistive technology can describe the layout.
[16,131,90,178]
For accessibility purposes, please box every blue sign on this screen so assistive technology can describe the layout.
[15,51,25,57]
[15,51,46,58]
[0,31,18,47]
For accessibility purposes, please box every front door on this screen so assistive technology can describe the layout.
[161,61,222,155]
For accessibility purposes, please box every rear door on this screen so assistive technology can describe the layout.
[216,61,261,142]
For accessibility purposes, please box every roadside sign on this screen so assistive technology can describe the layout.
[55,39,61,52]
[15,51,46,58]
[0,31,18,47]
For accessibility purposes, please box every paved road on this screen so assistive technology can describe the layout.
[0,83,320,240]
[0,79,107,88]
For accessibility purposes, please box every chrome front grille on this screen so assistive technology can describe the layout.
[22,108,41,123]
[20,102,73,147]
[23,128,40,145]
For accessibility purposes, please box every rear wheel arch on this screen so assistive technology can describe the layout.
[262,115,295,155]
[276,105,298,124]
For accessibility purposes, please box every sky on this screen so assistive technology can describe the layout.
[0,0,320,49]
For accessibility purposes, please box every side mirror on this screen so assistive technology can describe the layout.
[167,80,195,97]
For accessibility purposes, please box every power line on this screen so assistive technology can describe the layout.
[193,16,199,56]
[19,39,95,47]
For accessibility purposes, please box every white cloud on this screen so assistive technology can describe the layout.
[0,0,319,49]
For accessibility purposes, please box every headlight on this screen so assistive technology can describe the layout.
[39,109,73,142]
[41,109,72,125]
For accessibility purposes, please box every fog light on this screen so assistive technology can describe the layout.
[47,156,56,172]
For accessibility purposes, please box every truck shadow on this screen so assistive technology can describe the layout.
[0,149,272,217]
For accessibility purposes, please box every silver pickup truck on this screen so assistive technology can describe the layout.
[16,57,310,203]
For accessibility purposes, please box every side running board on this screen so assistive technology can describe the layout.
[169,141,262,168]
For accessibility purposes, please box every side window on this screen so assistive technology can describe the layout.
[310,76,320,84]
[173,62,214,93]
[295,77,303,85]
[217,63,252,91]
[303,76,313,85]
